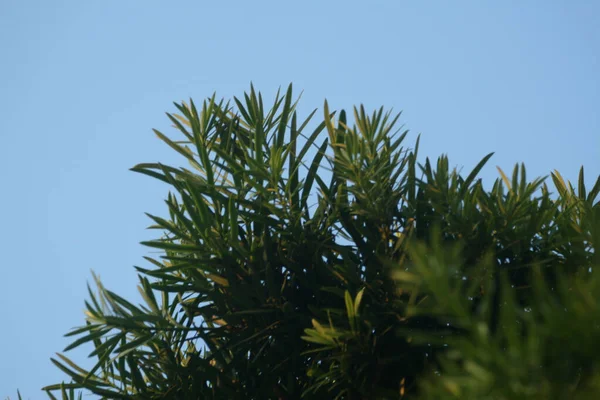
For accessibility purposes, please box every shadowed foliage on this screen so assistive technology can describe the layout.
[40,85,600,399]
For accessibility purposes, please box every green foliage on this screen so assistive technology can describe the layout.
[44,85,600,399]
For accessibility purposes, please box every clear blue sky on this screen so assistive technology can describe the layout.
[1,0,598,397]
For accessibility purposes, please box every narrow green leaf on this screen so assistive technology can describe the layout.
[63,328,110,352]
[461,152,493,196]
[497,166,512,192]
[587,174,600,203]
[578,166,586,200]
[228,196,239,242]
[354,288,365,314]
[276,83,293,148]
[551,170,568,197]
[511,163,519,194]
[519,163,527,197]
[112,334,154,360]
[301,139,328,211]
[140,240,199,252]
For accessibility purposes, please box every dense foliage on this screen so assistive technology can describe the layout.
[41,85,600,399]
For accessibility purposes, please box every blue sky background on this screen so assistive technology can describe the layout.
[1,0,598,397]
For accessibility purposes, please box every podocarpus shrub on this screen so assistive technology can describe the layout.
[43,85,600,399]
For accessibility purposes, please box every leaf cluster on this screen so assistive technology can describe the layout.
[42,85,600,399]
